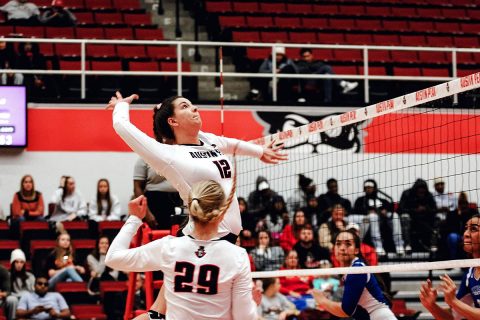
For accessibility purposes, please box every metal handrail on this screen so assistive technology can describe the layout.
[2,37,479,102]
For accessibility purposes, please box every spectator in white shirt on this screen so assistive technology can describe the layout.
[433,177,457,219]
[88,178,122,222]
[0,0,40,25]
[50,176,87,222]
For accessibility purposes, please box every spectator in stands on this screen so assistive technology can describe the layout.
[0,0,40,26]
[88,178,122,222]
[45,231,85,289]
[287,174,316,213]
[0,264,16,320]
[0,41,23,85]
[295,48,358,104]
[16,276,70,320]
[301,195,323,228]
[317,178,352,223]
[256,195,288,240]
[255,46,300,102]
[353,179,405,256]
[9,249,35,299]
[444,192,479,260]
[50,176,87,222]
[279,250,312,298]
[280,209,307,252]
[248,176,280,219]
[133,157,182,229]
[258,277,299,320]
[239,197,256,250]
[420,214,480,319]
[251,230,285,271]
[399,178,437,252]
[294,225,331,269]
[433,177,457,217]
[40,0,76,27]
[17,41,57,98]
[11,174,45,221]
[318,203,348,251]
[133,273,146,310]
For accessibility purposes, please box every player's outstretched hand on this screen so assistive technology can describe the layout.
[106,91,139,110]
[129,195,148,220]
[260,140,288,164]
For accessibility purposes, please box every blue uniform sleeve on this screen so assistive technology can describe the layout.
[456,270,470,300]
[342,273,368,315]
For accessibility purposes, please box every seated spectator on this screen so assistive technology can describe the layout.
[294,225,331,269]
[16,276,70,320]
[239,197,256,250]
[11,174,44,221]
[17,42,57,98]
[317,178,352,222]
[287,174,316,214]
[280,209,306,252]
[9,249,35,302]
[295,48,358,104]
[0,264,16,320]
[248,176,279,220]
[330,223,378,267]
[50,176,87,222]
[251,230,285,271]
[445,192,479,260]
[0,0,40,26]
[280,250,312,298]
[301,195,322,228]
[318,204,348,251]
[399,179,437,251]
[45,232,85,289]
[258,277,298,320]
[87,235,126,294]
[88,178,122,222]
[433,177,457,219]
[352,179,405,256]
[40,0,76,27]
[257,195,289,240]
[1,60,23,85]
[254,46,299,102]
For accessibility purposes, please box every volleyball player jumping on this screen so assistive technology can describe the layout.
[106,180,259,319]
[313,229,397,320]
[420,214,480,320]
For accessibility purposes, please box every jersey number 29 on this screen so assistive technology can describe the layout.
[174,262,220,295]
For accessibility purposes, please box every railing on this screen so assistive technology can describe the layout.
[2,37,479,103]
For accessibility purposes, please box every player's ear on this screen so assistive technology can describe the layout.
[167,117,177,127]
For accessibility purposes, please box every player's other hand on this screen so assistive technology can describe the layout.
[129,195,148,220]
[260,140,288,164]
[106,91,139,110]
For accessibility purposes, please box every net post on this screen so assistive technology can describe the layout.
[272,46,277,102]
[452,50,458,105]
[363,47,370,104]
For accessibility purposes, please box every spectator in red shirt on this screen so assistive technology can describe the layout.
[280,250,312,298]
[280,209,306,252]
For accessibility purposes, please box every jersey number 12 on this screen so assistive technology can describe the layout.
[174,262,220,295]
[212,160,231,178]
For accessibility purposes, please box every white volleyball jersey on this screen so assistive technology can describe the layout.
[113,102,263,236]
[106,216,258,320]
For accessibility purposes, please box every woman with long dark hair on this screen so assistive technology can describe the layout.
[313,229,397,319]
[88,179,122,222]
[9,249,35,304]
[280,209,307,252]
[251,230,285,271]
[420,214,480,319]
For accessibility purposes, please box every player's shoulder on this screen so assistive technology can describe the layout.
[351,258,366,267]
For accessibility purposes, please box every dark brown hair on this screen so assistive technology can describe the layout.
[96,178,112,216]
[152,96,182,142]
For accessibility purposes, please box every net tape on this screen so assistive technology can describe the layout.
[250,72,480,146]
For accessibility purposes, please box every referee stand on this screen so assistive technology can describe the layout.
[124,223,173,320]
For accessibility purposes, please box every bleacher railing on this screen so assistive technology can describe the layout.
[2,38,479,103]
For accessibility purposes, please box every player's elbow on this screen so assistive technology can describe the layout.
[341,301,355,316]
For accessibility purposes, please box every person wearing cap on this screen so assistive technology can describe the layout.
[288,174,316,215]
[353,179,405,256]
[433,177,457,219]
[248,176,282,220]
[295,48,359,104]
[40,0,76,27]
[9,249,35,298]
[0,263,16,320]
[255,46,300,102]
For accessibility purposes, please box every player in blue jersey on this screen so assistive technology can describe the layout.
[420,214,480,320]
[312,229,397,320]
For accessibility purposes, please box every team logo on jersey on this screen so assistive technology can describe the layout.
[195,246,206,258]
[255,111,369,153]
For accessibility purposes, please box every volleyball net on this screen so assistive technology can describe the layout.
[235,72,480,275]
